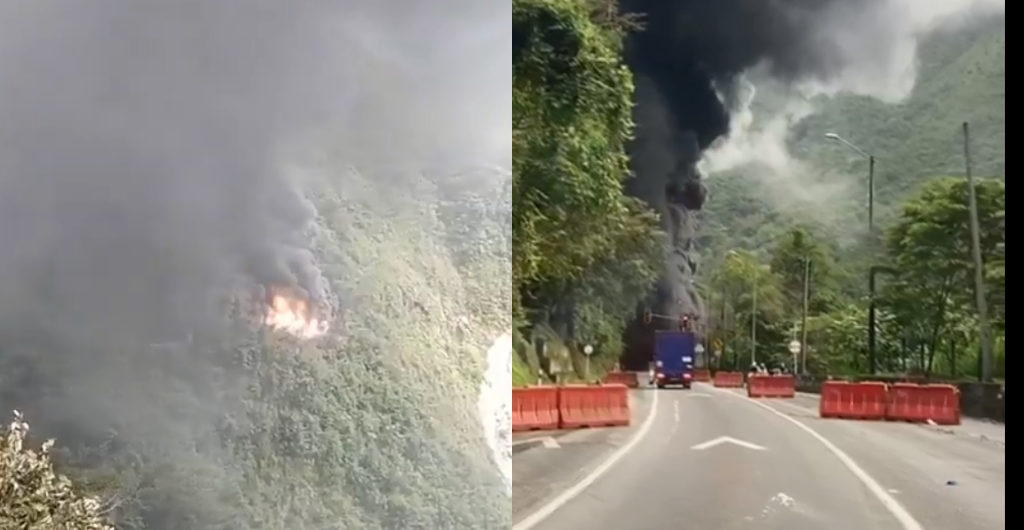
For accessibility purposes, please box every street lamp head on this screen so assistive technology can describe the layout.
[825,133,841,141]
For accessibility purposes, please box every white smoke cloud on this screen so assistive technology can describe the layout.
[804,0,1006,101]
[700,0,1005,222]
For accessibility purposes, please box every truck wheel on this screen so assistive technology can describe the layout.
[657,383,666,390]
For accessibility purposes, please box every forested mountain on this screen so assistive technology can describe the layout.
[698,14,1005,379]
[0,4,509,529]
[700,14,1006,260]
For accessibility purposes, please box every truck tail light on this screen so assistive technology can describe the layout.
[655,361,664,368]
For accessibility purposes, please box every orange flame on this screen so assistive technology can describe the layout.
[264,287,328,339]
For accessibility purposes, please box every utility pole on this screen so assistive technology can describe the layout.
[751,267,758,366]
[963,122,994,383]
[720,287,728,370]
[800,258,812,376]
[866,155,878,375]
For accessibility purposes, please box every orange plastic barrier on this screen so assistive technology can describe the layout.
[713,371,744,389]
[512,386,560,432]
[559,384,631,429]
[887,384,961,426]
[748,375,796,398]
[692,369,712,383]
[819,381,888,421]
[603,371,639,388]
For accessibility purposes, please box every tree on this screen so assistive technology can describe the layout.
[883,177,1005,377]
[707,251,786,368]
[0,411,113,530]
[513,0,662,375]
[768,228,842,315]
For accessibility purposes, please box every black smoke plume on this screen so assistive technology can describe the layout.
[619,0,923,322]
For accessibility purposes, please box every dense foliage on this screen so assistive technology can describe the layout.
[701,16,1006,381]
[1,411,113,530]
[702,16,1005,256]
[706,179,1005,379]
[512,0,661,380]
[0,172,508,528]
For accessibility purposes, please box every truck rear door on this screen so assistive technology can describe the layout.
[654,331,696,381]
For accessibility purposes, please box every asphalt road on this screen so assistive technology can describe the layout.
[512,384,1005,530]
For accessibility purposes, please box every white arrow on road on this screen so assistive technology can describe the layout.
[512,436,561,449]
[691,436,766,451]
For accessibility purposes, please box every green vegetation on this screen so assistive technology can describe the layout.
[514,3,1005,384]
[513,0,661,381]
[1,411,112,530]
[0,161,508,528]
[707,178,1005,380]
[9,9,997,526]
[702,15,1006,380]
[513,355,534,387]
[704,16,1006,256]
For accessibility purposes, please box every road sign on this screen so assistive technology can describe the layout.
[714,339,723,350]
[691,436,767,451]
[583,344,595,382]
[694,344,705,355]
[788,340,802,355]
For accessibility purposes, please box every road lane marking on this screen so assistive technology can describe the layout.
[511,436,562,449]
[674,400,680,422]
[714,389,925,530]
[513,389,661,530]
[691,436,766,451]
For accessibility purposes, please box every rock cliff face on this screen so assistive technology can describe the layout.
[481,333,513,491]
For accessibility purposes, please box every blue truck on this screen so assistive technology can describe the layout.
[652,330,696,389]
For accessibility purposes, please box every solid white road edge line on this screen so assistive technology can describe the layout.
[714,388,924,530]
[513,390,661,530]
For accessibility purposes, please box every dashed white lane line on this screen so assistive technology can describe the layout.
[713,388,925,530]
[513,390,661,530]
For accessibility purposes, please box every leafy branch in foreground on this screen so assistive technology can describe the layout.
[1,410,114,530]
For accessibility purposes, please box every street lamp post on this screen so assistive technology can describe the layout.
[826,133,878,374]
[751,265,759,367]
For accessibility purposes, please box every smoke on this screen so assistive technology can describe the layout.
[0,0,509,528]
[620,0,1005,319]
[0,2,347,341]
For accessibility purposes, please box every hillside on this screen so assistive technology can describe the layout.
[0,5,509,529]
[700,14,1006,259]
